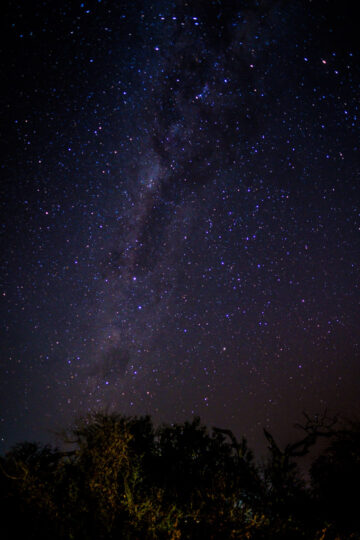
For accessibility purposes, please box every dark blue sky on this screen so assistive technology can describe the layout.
[1,0,359,454]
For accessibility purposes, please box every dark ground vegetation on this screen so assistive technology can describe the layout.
[1,412,359,539]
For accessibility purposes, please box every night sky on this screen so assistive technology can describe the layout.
[1,0,359,454]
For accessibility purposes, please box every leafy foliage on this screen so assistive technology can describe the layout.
[1,412,359,539]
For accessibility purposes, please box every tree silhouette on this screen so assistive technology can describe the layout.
[311,420,360,537]
[1,411,360,539]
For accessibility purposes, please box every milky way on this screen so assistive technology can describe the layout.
[1,0,359,452]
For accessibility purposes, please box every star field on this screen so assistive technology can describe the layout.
[1,0,359,453]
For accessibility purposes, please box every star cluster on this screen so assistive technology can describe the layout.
[1,0,359,452]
